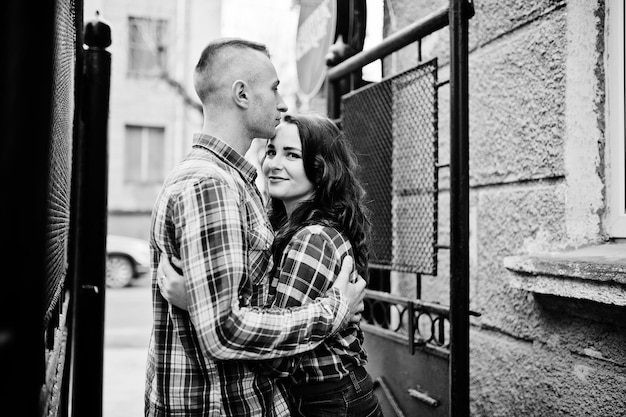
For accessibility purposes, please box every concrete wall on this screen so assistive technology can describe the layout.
[385,0,626,415]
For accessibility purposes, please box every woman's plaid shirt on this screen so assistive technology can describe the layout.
[262,225,368,385]
[145,134,350,417]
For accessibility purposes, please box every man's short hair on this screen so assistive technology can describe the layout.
[194,38,270,103]
[196,38,269,73]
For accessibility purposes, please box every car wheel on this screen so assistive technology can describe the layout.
[106,255,134,288]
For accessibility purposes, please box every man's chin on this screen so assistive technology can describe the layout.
[261,130,277,140]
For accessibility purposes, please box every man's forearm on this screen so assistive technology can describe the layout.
[190,288,348,361]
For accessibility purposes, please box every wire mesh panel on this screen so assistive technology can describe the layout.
[46,0,76,327]
[42,0,78,415]
[343,78,393,265]
[343,59,438,275]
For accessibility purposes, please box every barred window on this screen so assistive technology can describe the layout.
[128,16,168,77]
[125,125,165,183]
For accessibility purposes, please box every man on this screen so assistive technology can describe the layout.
[145,38,366,417]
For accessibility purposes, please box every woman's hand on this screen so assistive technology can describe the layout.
[157,255,189,310]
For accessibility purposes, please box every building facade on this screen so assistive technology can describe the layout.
[382,0,625,415]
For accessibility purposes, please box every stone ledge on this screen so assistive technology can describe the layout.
[503,242,626,306]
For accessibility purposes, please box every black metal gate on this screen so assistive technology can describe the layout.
[1,1,112,416]
[327,2,475,416]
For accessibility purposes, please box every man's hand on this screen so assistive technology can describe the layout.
[157,255,189,310]
[330,256,366,323]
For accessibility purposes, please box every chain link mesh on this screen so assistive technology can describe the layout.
[45,0,76,327]
[343,59,438,275]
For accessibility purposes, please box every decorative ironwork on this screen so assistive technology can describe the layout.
[342,59,439,275]
[362,289,450,357]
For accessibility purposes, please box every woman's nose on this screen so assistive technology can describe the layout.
[264,156,281,172]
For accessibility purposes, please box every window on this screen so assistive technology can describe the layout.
[606,0,625,237]
[128,17,168,77]
[125,125,165,183]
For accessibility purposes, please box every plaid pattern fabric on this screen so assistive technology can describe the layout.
[264,225,367,384]
[145,134,350,417]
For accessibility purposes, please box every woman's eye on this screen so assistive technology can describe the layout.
[287,152,301,159]
[266,150,276,157]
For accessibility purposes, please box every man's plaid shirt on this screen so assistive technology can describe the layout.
[262,225,367,385]
[145,134,349,417]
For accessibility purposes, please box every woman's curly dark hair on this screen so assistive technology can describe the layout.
[267,113,371,280]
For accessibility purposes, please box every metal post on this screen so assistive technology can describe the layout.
[448,0,470,416]
[68,13,111,417]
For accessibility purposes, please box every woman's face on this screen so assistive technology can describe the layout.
[262,122,315,217]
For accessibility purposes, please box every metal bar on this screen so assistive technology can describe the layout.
[448,0,471,416]
[415,274,422,299]
[62,2,85,415]
[328,6,449,82]
[438,316,446,345]
[361,323,450,359]
[408,301,415,354]
[417,39,423,63]
[327,76,340,119]
[366,289,451,317]
[69,15,112,417]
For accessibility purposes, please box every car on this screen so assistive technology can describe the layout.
[106,234,151,288]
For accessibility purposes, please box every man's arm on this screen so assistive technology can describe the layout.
[159,251,364,320]
[169,178,364,361]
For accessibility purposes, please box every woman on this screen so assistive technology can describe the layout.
[161,113,382,417]
[260,113,380,417]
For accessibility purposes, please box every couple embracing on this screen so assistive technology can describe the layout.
[145,37,382,417]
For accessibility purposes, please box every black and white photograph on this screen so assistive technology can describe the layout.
[1,0,624,416]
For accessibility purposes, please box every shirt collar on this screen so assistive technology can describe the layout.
[193,133,258,184]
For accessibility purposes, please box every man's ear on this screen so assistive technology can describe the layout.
[232,80,249,108]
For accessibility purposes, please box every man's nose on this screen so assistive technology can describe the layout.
[277,94,288,112]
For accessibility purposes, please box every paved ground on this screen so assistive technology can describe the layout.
[104,276,152,417]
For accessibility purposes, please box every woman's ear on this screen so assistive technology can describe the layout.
[232,80,249,108]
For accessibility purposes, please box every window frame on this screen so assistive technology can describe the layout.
[127,16,168,77]
[605,0,626,238]
[124,125,165,184]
